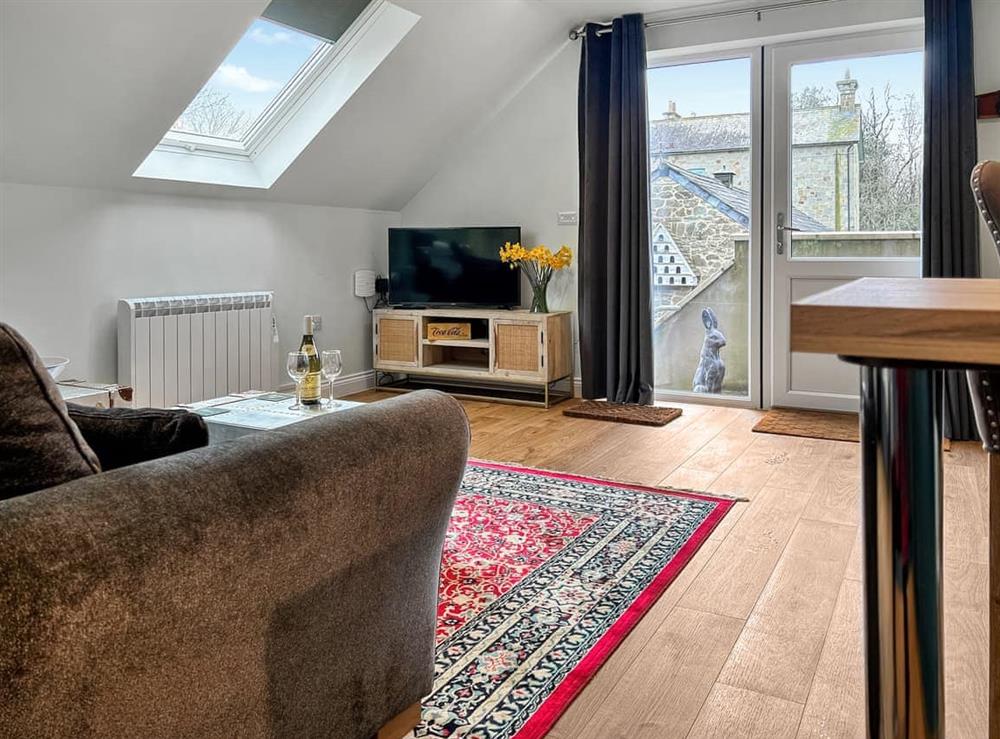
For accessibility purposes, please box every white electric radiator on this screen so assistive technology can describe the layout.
[117,292,276,408]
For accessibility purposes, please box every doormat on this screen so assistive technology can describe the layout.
[562,400,682,427]
[752,408,858,442]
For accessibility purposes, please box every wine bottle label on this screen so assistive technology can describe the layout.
[299,327,322,405]
[301,371,322,403]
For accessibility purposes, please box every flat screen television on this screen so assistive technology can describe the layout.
[388,226,521,308]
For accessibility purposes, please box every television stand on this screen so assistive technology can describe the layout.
[372,307,573,408]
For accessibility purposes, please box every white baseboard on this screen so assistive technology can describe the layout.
[277,369,375,398]
[331,369,376,397]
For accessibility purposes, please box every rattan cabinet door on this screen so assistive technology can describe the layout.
[493,320,543,378]
[375,315,420,368]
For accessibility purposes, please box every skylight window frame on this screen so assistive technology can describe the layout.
[157,25,337,158]
[240,38,333,155]
[240,0,387,158]
[134,0,419,188]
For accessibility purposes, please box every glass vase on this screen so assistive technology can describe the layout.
[529,279,550,313]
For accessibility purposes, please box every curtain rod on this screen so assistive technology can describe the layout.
[568,0,841,40]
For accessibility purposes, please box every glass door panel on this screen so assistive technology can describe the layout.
[646,55,758,401]
[789,51,924,259]
[769,31,923,411]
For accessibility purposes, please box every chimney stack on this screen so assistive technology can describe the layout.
[713,170,734,188]
[837,69,858,111]
[663,100,680,120]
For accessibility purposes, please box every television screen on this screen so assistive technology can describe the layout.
[388,227,521,308]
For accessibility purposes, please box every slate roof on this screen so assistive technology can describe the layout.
[655,162,829,232]
[650,106,860,154]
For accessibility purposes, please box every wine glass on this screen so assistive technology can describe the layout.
[321,350,343,408]
[286,351,310,410]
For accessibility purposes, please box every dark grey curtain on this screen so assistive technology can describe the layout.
[924,0,979,439]
[577,14,654,405]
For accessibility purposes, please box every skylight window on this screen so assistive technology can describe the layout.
[171,20,326,143]
[134,0,419,189]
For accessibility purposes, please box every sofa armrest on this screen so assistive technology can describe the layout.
[0,390,469,739]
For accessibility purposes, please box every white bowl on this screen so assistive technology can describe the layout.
[41,356,70,380]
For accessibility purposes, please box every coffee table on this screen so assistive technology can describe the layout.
[58,381,132,408]
[178,392,363,444]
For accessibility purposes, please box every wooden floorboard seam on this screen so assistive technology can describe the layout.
[346,391,987,738]
[787,579,850,738]
[568,414,757,735]
[678,627,777,739]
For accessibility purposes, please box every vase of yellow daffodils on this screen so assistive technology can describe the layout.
[498,242,573,313]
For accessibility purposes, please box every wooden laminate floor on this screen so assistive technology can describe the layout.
[352,391,990,739]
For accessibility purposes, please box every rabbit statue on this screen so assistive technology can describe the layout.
[692,307,726,394]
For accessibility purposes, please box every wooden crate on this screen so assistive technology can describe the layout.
[426,322,472,341]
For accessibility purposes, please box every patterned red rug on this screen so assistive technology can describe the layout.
[418,460,735,739]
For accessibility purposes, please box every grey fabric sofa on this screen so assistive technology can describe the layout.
[0,390,469,738]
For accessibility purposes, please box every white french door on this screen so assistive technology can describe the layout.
[764,29,924,411]
[646,25,923,411]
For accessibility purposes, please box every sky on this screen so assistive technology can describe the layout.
[186,23,923,139]
[176,19,323,137]
[647,50,923,119]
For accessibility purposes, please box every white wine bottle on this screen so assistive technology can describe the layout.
[298,315,322,406]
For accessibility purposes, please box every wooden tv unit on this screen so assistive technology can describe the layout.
[373,307,573,407]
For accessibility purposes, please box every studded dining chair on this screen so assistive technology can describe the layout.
[969,159,1000,739]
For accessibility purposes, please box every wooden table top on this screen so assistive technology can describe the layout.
[790,277,1000,366]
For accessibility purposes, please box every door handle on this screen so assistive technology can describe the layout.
[775,212,800,255]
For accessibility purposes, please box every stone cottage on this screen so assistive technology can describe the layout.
[650,161,825,311]
[649,71,861,230]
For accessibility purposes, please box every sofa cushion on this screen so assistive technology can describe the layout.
[0,323,101,500]
[67,405,209,470]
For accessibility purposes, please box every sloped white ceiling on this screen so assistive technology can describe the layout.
[0,0,267,193]
[0,0,741,210]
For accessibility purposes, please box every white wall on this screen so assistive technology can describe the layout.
[0,183,396,383]
[975,0,1000,278]
[399,1,926,382]
[401,42,582,361]
[646,0,921,57]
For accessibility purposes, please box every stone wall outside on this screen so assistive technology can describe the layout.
[651,177,747,297]
[790,231,920,258]
[662,143,859,232]
[663,150,751,189]
[654,239,750,396]
[790,145,859,230]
